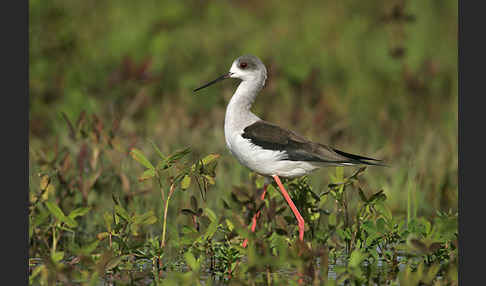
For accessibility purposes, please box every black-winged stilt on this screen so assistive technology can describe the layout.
[194,55,383,245]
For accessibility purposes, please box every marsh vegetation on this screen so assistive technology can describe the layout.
[29,0,457,285]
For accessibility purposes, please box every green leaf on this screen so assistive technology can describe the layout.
[366,232,381,246]
[142,215,157,225]
[204,208,217,222]
[424,263,441,284]
[203,175,215,185]
[184,252,199,271]
[336,229,347,240]
[104,212,112,232]
[40,174,50,190]
[255,175,265,189]
[130,148,154,169]
[133,211,157,225]
[33,207,50,226]
[328,213,337,226]
[201,153,220,165]
[167,147,191,164]
[203,220,218,240]
[138,168,156,181]
[45,202,78,228]
[68,207,91,220]
[181,225,198,235]
[79,240,100,255]
[376,218,386,233]
[349,249,365,268]
[150,140,166,160]
[45,201,66,222]
[51,251,64,263]
[225,219,234,232]
[181,175,191,189]
[29,264,44,284]
[369,190,386,203]
[361,221,376,233]
[375,202,392,222]
[63,216,78,228]
[115,205,130,222]
[106,255,125,270]
[156,160,169,170]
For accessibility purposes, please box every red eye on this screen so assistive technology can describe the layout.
[239,62,248,69]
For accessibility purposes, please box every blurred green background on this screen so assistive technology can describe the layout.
[29,0,457,227]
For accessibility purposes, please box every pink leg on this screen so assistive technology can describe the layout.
[242,185,268,248]
[272,175,305,241]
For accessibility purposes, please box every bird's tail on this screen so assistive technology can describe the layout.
[331,148,387,167]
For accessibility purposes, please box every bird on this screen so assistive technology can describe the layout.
[193,54,384,245]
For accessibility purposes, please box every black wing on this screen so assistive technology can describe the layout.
[242,120,385,166]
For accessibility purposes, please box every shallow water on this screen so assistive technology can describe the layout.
[29,251,418,286]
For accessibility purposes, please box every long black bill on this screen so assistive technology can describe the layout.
[193,73,232,92]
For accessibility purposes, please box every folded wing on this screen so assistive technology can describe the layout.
[242,120,385,166]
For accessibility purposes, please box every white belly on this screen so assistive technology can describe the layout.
[225,131,320,178]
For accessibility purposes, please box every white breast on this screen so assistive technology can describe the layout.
[226,131,320,178]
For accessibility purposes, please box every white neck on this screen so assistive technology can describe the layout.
[224,78,264,134]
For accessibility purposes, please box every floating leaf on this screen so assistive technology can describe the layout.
[130,148,154,169]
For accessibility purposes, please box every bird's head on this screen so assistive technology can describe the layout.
[193,54,267,92]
